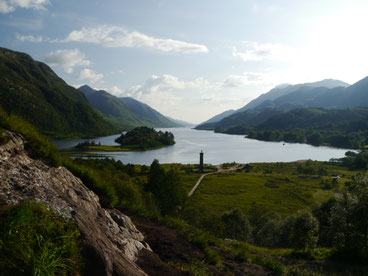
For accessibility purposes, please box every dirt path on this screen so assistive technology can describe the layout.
[188,164,244,197]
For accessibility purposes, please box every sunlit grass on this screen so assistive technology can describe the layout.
[184,162,358,217]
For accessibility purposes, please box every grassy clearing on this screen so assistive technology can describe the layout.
[78,144,166,152]
[85,145,131,151]
[184,161,358,217]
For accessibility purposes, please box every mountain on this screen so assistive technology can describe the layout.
[246,107,368,149]
[79,85,179,129]
[239,79,350,112]
[166,116,195,127]
[120,97,179,127]
[0,47,119,138]
[195,77,368,132]
[340,76,368,108]
[196,79,349,127]
[198,109,236,126]
[251,78,368,111]
[211,108,284,133]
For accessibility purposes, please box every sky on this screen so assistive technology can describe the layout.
[1,0,368,123]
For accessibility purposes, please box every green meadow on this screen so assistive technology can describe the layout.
[183,161,358,217]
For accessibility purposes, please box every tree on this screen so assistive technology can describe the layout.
[145,160,185,215]
[307,133,322,146]
[289,210,319,250]
[221,209,252,241]
[329,174,368,260]
[146,159,165,195]
[313,198,337,246]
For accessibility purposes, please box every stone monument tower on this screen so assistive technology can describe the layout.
[199,150,204,172]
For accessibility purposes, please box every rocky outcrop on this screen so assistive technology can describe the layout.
[0,131,149,276]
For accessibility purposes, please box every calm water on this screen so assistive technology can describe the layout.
[53,128,350,165]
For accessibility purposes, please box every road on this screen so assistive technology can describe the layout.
[187,164,244,197]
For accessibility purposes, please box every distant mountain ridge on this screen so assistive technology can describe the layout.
[239,79,350,112]
[197,79,350,127]
[0,47,119,138]
[79,85,180,129]
[199,109,237,125]
[165,116,195,127]
[194,76,368,149]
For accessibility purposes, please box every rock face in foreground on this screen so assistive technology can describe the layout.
[0,131,149,276]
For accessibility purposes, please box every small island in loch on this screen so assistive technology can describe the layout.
[74,126,176,152]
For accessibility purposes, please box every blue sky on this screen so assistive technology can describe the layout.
[1,0,368,123]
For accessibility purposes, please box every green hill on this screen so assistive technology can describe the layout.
[239,79,350,111]
[0,47,119,138]
[196,76,368,147]
[207,107,368,149]
[196,108,283,132]
[79,85,180,129]
[197,79,350,127]
[233,77,367,112]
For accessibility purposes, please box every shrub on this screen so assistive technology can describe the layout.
[289,210,319,250]
[0,128,10,145]
[204,248,221,265]
[252,256,286,276]
[329,174,368,262]
[221,209,252,242]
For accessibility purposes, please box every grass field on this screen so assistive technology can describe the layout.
[182,161,359,217]
[85,144,166,151]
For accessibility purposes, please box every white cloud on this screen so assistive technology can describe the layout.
[128,74,209,97]
[122,74,211,116]
[16,34,43,42]
[221,72,263,88]
[79,69,103,83]
[233,41,293,62]
[44,49,90,73]
[0,0,50,13]
[63,26,208,54]
[121,74,270,123]
[109,86,125,97]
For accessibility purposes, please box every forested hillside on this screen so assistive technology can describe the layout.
[79,85,179,129]
[0,47,119,138]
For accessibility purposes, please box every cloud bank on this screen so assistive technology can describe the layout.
[79,69,103,83]
[63,26,208,54]
[0,0,50,13]
[16,34,44,42]
[44,48,90,73]
[233,41,292,62]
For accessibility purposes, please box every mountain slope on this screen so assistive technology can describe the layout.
[0,47,119,138]
[79,85,179,129]
[198,109,236,126]
[251,78,367,111]
[239,79,350,112]
[165,116,195,127]
[340,76,368,108]
[197,79,350,127]
[121,97,179,127]
[78,85,142,129]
